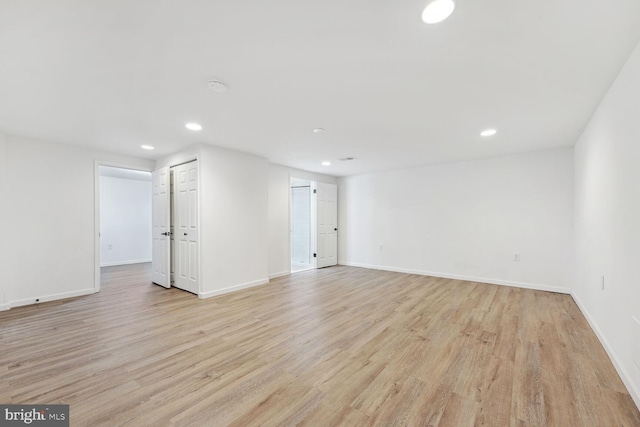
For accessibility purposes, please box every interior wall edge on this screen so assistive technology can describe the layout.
[571,291,640,410]
[339,261,571,295]
[269,271,291,280]
[0,133,6,312]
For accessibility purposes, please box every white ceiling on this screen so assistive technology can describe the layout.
[1,1,640,177]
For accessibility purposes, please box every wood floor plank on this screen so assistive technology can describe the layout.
[1,263,638,426]
[512,340,546,425]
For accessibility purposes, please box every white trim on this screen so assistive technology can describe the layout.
[94,160,100,292]
[196,158,202,295]
[100,259,152,267]
[0,303,9,312]
[9,288,95,309]
[339,261,571,294]
[311,181,318,269]
[571,292,640,410]
[288,174,293,275]
[198,278,269,299]
[269,271,290,279]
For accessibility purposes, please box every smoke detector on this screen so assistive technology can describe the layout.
[208,80,229,93]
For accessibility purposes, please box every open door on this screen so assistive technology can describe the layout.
[152,166,171,287]
[316,182,338,268]
[173,161,199,294]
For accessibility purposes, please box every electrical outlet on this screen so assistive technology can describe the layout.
[379,244,383,251]
[601,276,605,290]
[513,254,520,262]
[108,244,113,250]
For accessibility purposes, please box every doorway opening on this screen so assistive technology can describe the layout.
[97,165,153,291]
[290,177,315,273]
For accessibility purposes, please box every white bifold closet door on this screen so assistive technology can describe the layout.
[171,161,199,294]
[316,182,338,268]
[151,166,170,288]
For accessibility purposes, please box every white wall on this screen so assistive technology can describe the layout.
[0,132,8,310]
[157,144,270,297]
[339,148,574,292]
[99,175,152,266]
[573,40,640,407]
[3,135,155,307]
[267,164,337,278]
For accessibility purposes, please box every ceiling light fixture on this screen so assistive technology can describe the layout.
[313,128,325,133]
[480,128,497,137]
[141,145,155,150]
[422,0,455,24]
[321,161,331,166]
[208,80,229,93]
[185,123,202,131]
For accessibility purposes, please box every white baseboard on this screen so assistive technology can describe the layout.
[269,271,290,279]
[9,288,96,309]
[0,303,9,311]
[571,291,640,410]
[199,278,270,299]
[339,261,571,294]
[100,259,152,267]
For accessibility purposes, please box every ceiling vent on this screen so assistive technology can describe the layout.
[208,80,229,93]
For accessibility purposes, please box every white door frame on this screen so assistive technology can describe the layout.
[310,181,317,269]
[289,175,317,273]
[93,160,153,293]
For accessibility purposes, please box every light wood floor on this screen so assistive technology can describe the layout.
[1,264,638,426]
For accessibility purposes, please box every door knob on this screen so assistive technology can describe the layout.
[184,233,188,236]
[334,228,338,231]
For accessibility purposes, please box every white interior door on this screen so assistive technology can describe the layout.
[152,166,171,287]
[173,161,199,294]
[316,182,338,268]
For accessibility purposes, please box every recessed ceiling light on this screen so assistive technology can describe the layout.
[208,80,229,93]
[313,128,325,133]
[480,128,497,137]
[141,145,155,150]
[321,161,331,166]
[422,0,455,24]
[185,123,202,131]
